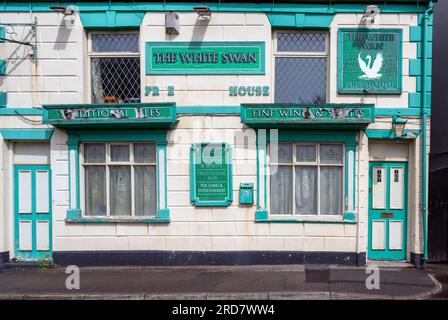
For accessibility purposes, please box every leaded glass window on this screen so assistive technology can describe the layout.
[274,31,328,104]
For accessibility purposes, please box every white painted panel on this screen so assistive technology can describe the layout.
[372,166,386,209]
[347,150,354,212]
[18,170,32,213]
[369,143,408,161]
[19,220,32,251]
[36,170,50,213]
[390,167,404,209]
[36,221,50,251]
[372,220,386,250]
[389,220,403,250]
[14,143,50,164]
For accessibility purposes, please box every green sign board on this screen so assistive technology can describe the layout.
[190,143,233,206]
[241,104,374,128]
[42,103,177,127]
[146,41,265,75]
[338,29,402,94]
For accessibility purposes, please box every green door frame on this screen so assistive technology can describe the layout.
[14,165,52,261]
[368,161,407,261]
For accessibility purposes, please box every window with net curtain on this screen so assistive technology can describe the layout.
[274,32,327,104]
[90,33,140,104]
[82,143,157,216]
[269,143,344,216]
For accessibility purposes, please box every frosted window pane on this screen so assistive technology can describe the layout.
[320,167,342,215]
[135,144,156,163]
[296,145,316,162]
[85,166,107,215]
[84,144,106,163]
[320,144,343,164]
[270,166,293,214]
[295,167,317,214]
[110,166,131,215]
[271,143,293,163]
[110,145,129,162]
[135,166,157,216]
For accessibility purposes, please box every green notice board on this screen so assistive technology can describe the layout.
[190,143,233,206]
[146,41,265,75]
[338,29,402,94]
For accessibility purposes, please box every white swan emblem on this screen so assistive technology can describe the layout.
[358,53,383,79]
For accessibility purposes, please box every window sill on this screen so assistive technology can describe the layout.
[255,210,357,224]
[65,209,170,223]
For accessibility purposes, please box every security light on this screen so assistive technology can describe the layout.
[194,6,211,21]
[165,11,180,34]
[50,6,75,16]
[362,5,379,23]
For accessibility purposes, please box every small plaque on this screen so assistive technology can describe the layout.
[190,143,233,206]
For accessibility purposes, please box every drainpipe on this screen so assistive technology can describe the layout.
[421,1,433,264]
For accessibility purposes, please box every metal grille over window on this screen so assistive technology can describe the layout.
[90,33,140,104]
[274,32,327,104]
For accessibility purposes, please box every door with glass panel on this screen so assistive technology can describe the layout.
[368,162,407,260]
[269,143,344,216]
[14,165,52,261]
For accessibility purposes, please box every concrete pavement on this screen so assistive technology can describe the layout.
[0,264,442,300]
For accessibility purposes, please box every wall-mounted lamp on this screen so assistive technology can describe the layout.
[194,6,212,21]
[165,11,180,34]
[393,116,408,138]
[49,6,75,16]
[362,5,379,24]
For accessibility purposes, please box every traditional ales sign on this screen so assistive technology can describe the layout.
[146,41,265,75]
[338,29,402,94]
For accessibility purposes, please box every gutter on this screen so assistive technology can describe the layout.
[421,1,434,263]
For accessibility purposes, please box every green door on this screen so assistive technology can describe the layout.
[14,165,52,262]
[368,162,407,260]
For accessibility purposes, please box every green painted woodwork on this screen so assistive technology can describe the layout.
[79,10,144,29]
[65,129,170,223]
[241,104,374,128]
[0,92,6,108]
[409,92,431,108]
[267,12,333,29]
[0,59,6,75]
[410,25,433,42]
[14,165,52,262]
[255,129,358,223]
[146,42,265,75]
[0,2,432,14]
[409,58,432,76]
[364,129,421,140]
[416,76,432,92]
[42,103,177,128]
[0,107,42,115]
[338,28,402,94]
[190,143,233,207]
[368,162,407,261]
[0,25,5,42]
[0,128,54,140]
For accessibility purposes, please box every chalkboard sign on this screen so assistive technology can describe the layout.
[190,143,233,206]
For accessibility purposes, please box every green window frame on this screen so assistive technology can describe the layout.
[65,129,169,223]
[255,129,357,223]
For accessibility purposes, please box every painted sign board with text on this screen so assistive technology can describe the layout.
[338,29,402,94]
[146,41,265,75]
[190,143,233,206]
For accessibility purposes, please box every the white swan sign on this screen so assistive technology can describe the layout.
[338,29,402,94]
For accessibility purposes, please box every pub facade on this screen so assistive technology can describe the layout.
[0,0,435,267]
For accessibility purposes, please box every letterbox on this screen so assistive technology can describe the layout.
[239,183,254,205]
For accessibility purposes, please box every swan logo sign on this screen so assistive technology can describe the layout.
[338,29,402,94]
